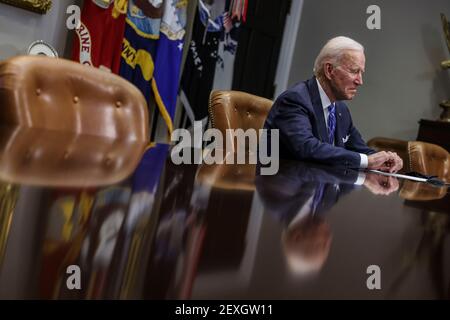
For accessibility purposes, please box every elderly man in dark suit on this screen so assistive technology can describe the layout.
[264,36,402,172]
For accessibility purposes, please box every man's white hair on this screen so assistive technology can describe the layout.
[313,36,364,77]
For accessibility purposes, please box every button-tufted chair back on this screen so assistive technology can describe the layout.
[0,56,149,141]
[208,90,273,152]
[368,137,450,201]
[408,141,450,182]
[368,137,450,181]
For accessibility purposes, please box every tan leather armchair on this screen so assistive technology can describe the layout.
[0,55,149,141]
[198,90,273,191]
[368,137,450,200]
[0,56,150,186]
[208,90,272,152]
[368,137,450,181]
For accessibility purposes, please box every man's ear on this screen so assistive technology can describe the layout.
[324,62,334,80]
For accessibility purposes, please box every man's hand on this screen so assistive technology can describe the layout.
[385,151,403,173]
[368,151,403,173]
[363,173,399,195]
[367,151,391,170]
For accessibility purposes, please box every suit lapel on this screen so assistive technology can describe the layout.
[306,77,328,142]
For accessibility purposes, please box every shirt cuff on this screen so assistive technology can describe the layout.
[355,172,366,185]
[359,153,368,168]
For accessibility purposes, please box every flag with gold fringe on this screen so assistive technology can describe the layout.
[119,0,188,135]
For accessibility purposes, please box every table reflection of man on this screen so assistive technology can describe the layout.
[363,173,399,196]
[256,161,399,275]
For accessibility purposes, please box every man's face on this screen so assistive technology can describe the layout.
[328,50,365,100]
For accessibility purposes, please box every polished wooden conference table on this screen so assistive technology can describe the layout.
[0,127,448,299]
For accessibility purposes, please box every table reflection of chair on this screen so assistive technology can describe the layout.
[0,183,19,268]
[195,161,256,191]
[0,126,146,187]
[148,159,259,299]
[386,210,450,299]
[194,160,257,269]
[369,138,450,298]
[189,161,260,298]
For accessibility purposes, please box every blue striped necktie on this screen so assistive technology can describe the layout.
[327,104,336,144]
[311,183,325,215]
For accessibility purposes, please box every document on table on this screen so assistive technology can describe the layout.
[367,170,428,182]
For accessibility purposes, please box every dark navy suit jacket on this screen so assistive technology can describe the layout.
[264,76,375,168]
